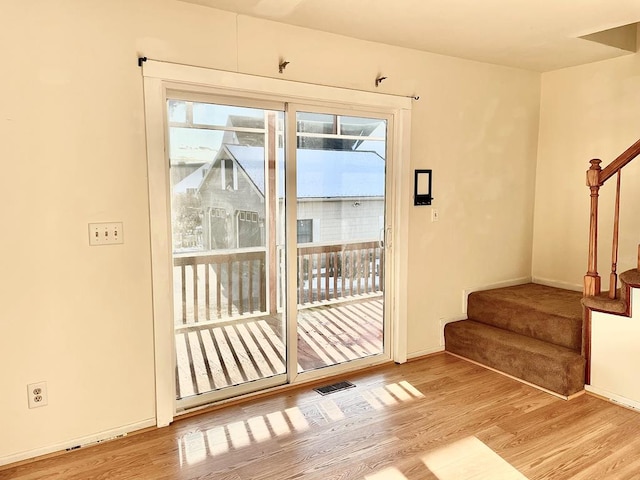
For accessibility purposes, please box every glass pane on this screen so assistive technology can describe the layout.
[297,112,336,135]
[296,111,386,373]
[193,103,265,128]
[339,116,386,138]
[168,100,286,403]
[169,127,224,166]
[168,100,187,123]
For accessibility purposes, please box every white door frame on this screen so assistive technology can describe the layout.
[142,60,411,426]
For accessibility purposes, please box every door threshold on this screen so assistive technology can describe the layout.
[174,359,394,421]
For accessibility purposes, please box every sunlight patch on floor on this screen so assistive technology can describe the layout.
[421,436,527,480]
[177,380,425,466]
[285,406,310,431]
[319,398,346,422]
[365,466,409,479]
[266,410,291,436]
[247,415,271,443]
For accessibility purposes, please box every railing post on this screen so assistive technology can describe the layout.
[584,159,602,296]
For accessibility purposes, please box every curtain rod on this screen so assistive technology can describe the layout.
[137,56,419,101]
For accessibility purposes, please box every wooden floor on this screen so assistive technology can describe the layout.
[4,353,640,479]
[175,296,384,399]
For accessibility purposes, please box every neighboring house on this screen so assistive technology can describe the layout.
[172,144,386,251]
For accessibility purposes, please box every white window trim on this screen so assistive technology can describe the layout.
[220,158,226,190]
[142,60,411,427]
[232,160,238,191]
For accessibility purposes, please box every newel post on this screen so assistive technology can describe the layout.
[584,159,602,296]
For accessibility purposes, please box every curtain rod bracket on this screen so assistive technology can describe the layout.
[375,76,387,87]
[279,60,290,74]
[138,56,148,67]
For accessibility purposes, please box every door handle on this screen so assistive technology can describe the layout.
[380,228,391,249]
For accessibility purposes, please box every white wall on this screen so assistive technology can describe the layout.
[533,51,640,290]
[589,288,640,410]
[0,0,541,463]
[406,56,540,354]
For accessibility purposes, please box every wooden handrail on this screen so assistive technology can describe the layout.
[599,138,640,184]
[584,138,640,297]
[297,240,380,255]
[173,247,266,267]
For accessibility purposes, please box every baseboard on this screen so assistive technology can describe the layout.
[0,418,156,468]
[462,276,531,315]
[531,276,582,292]
[585,385,640,411]
[407,346,444,361]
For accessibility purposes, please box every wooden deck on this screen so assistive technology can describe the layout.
[175,296,384,399]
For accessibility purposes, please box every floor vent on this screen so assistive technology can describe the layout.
[314,381,355,396]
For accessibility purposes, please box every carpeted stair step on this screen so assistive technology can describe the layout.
[581,269,640,315]
[445,319,585,396]
[467,283,583,351]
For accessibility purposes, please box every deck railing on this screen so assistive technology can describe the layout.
[173,240,383,326]
[297,240,383,304]
[173,248,266,326]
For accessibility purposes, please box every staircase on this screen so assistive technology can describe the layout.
[445,138,640,399]
[445,283,585,397]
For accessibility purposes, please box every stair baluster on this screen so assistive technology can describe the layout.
[609,171,621,299]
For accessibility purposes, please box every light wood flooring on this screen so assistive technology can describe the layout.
[4,353,640,479]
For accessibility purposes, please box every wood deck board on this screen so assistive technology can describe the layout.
[316,307,381,355]
[246,322,285,373]
[176,297,384,399]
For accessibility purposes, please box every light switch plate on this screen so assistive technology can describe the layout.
[89,222,123,245]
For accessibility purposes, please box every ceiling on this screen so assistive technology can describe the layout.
[179,0,640,71]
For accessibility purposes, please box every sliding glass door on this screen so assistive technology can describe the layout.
[291,109,388,375]
[167,95,287,408]
[164,95,390,408]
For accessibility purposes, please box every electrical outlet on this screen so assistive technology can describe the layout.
[89,222,124,245]
[27,382,48,409]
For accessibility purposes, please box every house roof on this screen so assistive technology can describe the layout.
[173,164,209,194]
[224,145,385,198]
